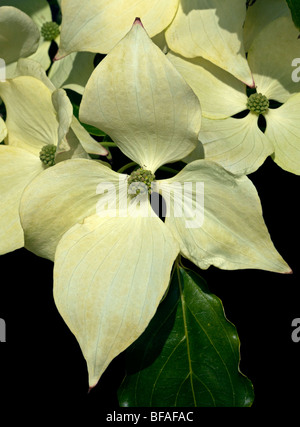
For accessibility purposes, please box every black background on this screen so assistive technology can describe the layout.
[0,156,299,411]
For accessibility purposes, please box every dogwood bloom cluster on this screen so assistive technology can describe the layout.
[0,1,296,391]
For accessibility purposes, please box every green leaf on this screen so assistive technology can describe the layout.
[286,0,300,30]
[118,265,254,407]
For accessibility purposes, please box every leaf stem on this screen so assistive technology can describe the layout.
[158,165,179,174]
[100,142,117,147]
[117,161,138,174]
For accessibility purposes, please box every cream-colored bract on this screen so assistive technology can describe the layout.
[165,0,253,86]
[167,52,248,120]
[156,160,290,273]
[57,0,179,57]
[0,117,7,142]
[0,76,58,155]
[247,16,300,103]
[49,52,96,95]
[0,6,40,77]
[20,159,125,261]
[0,146,44,255]
[198,114,273,175]
[243,0,291,52]
[54,213,179,387]
[20,20,291,387]
[265,94,300,173]
[80,20,201,173]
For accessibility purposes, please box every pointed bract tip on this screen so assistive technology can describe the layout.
[54,50,66,61]
[133,17,144,27]
[250,78,256,89]
[245,75,256,89]
[88,377,99,392]
[87,385,94,394]
[100,148,109,157]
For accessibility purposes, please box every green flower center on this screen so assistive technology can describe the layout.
[41,21,60,41]
[127,168,155,196]
[246,93,269,115]
[39,144,56,167]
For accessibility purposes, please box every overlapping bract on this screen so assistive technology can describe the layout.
[56,0,253,85]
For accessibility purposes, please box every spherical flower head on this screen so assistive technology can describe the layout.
[39,144,56,166]
[127,168,155,196]
[41,21,60,41]
[246,93,269,115]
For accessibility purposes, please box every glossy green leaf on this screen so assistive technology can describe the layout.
[118,265,254,407]
[286,0,300,30]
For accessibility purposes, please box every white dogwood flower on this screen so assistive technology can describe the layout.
[168,15,300,175]
[0,70,107,255]
[20,20,290,388]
